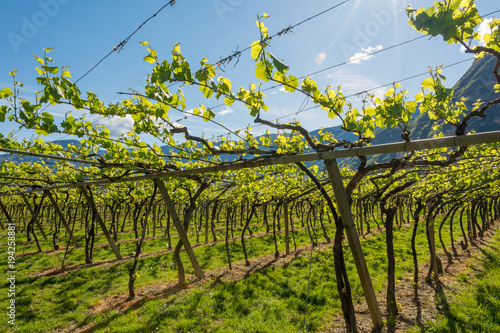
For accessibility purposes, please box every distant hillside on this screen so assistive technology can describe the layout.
[0,139,81,163]
[410,54,500,140]
[351,54,500,166]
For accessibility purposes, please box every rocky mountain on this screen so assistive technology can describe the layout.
[338,54,500,167]
[409,54,500,140]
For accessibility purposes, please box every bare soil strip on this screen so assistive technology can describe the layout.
[29,222,333,278]
[47,219,498,332]
[326,222,499,332]
[65,240,333,333]
[16,216,304,255]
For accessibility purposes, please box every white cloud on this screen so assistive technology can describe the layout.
[459,19,495,53]
[218,107,234,116]
[100,115,134,137]
[348,45,383,64]
[326,68,387,98]
[270,87,288,95]
[48,111,67,117]
[315,52,326,65]
[478,18,494,45]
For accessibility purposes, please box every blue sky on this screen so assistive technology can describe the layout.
[0,0,498,144]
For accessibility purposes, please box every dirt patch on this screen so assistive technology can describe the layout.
[326,222,499,332]
[29,222,333,279]
[86,240,330,315]
[43,219,499,332]
[64,241,332,333]
[16,217,306,257]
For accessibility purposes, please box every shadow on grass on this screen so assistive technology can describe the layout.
[70,313,123,333]
[423,240,500,332]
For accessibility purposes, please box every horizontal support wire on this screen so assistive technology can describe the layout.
[1,130,499,197]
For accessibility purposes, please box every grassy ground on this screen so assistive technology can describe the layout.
[0,209,496,332]
[2,218,338,332]
[409,226,500,333]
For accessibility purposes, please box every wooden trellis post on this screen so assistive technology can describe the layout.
[21,193,47,240]
[44,190,80,248]
[80,186,123,260]
[324,159,384,331]
[154,179,204,279]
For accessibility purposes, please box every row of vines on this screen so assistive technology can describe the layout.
[1,0,500,331]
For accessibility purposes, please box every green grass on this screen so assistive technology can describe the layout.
[409,227,500,333]
[0,218,337,332]
[0,210,496,332]
[71,254,341,332]
[14,216,304,272]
